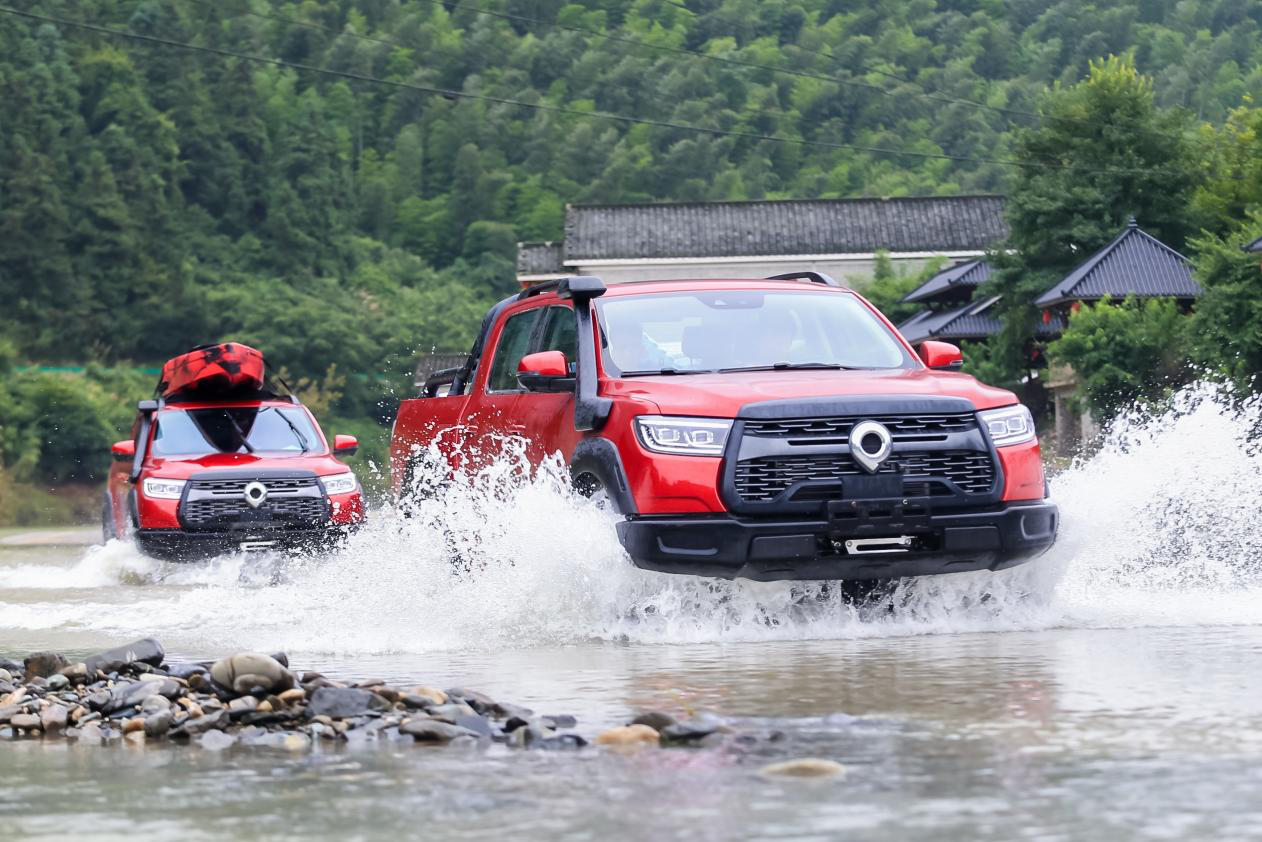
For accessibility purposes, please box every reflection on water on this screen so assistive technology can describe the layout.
[6,383,1262,838]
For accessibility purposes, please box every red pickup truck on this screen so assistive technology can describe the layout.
[390,274,1057,582]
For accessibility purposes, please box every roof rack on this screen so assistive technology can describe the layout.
[765,271,840,287]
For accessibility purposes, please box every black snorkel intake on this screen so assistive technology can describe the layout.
[130,399,160,483]
[557,275,611,432]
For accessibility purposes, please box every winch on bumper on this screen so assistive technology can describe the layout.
[617,499,1058,581]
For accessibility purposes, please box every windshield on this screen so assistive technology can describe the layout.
[150,406,323,457]
[596,290,916,375]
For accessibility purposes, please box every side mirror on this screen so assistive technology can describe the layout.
[112,440,136,461]
[333,434,359,456]
[517,351,575,393]
[919,340,964,371]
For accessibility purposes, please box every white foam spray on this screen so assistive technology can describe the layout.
[3,382,1262,654]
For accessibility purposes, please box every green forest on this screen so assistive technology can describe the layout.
[2,0,1262,522]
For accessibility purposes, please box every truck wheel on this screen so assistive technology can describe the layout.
[573,473,620,514]
[399,452,444,513]
[101,495,116,543]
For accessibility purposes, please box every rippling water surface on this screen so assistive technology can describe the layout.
[5,384,1262,840]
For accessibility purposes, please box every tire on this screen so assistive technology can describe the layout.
[101,494,116,543]
[573,472,620,514]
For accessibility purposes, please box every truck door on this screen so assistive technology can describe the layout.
[515,305,584,467]
[459,305,544,471]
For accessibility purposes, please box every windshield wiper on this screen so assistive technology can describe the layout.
[718,362,852,373]
[223,410,255,453]
[262,407,309,452]
[619,368,715,377]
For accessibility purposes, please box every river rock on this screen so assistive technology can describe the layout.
[0,704,19,723]
[83,638,165,675]
[1,687,27,706]
[210,653,294,696]
[306,687,389,719]
[453,714,494,737]
[539,733,588,750]
[141,694,171,715]
[399,719,480,743]
[144,710,174,737]
[45,674,69,691]
[542,714,577,730]
[758,758,846,778]
[199,729,237,750]
[164,662,209,681]
[23,652,67,679]
[427,702,477,721]
[11,713,41,731]
[177,709,229,736]
[630,711,677,731]
[277,688,306,704]
[594,724,660,746]
[0,668,12,683]
[122,717,145,734]
[228,696,259,713]
[445,688,496,714]
[659,721,719,745]
[40,704,69,733]
[407,686,448,706]
[107,679,180,713]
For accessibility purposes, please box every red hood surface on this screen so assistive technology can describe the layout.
[606,368,1018,417]
[144,451,352,480]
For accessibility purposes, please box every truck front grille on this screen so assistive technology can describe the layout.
[180,474,326,530]
[188,477,319,496]
[743,413,977,442]
[733,451,995,502]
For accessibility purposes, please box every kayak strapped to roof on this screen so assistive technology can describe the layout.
[158,343,266,399]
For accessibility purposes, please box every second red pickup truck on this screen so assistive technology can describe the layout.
[390,273,1057,582]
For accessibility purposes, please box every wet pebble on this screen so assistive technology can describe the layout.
[23,652,68,679]
[210,653,294,696]
[594,724,660,746]
[400,719,480,743]
[759,758,846,778]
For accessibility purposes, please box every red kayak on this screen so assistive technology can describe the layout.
[158,343,265,398]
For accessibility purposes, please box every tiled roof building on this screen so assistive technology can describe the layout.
[517,195,1008,285]
[1034,218,1200,308]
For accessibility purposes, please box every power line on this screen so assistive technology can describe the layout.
[177,0,801,126]
[0,5,1191,177]
[416,0,1203,145]
[179,0,1201,153]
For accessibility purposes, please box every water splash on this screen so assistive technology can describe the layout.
[3,382,1262,654]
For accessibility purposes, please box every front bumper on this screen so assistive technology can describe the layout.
[135,526,355,561]
[616,500,1058,581]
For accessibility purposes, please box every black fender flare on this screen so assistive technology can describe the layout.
[569,438,637,515]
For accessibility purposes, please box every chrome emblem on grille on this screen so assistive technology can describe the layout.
[849,420,892,474]
[243,481,268,509]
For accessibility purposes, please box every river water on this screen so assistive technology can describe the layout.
[5,385,1262,840]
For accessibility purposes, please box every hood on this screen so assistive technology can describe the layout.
[608,368,1018,418]
[145,451,352,480]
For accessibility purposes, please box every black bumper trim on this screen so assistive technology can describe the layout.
[135,527,352,561]
[616,501,1058,581]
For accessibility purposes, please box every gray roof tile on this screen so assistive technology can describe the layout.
[563,195,1008,261]
[903,259,994,303]
[516,241,565,275]
[1035,220,1200,307]
[899,297,1064,343]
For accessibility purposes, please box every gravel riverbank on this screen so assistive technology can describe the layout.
[0,638,814,767]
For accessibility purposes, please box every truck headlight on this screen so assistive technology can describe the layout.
[635,416,732,456]
[978,404,1036,447]
[141,477,185,500]
[320,472,359,495]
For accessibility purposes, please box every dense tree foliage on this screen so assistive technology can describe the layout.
[1046,296,1192,417]
[983,55,1200,390]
